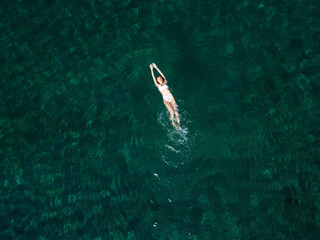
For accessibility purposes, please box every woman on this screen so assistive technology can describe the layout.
[150,63,181,128]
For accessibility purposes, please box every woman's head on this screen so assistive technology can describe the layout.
[156,76,164,85]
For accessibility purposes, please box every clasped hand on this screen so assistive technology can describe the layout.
[150,63,157,70]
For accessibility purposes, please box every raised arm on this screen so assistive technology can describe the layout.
[152,63,167,83]
[150,64,159,87]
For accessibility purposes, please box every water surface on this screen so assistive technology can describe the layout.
[1,0,320,239]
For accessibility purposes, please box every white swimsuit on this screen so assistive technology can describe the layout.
[158,84,168,91]
[163,93,173,102]
[158,84,173,102]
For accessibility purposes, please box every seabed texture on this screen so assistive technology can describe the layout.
[1,0,320,239]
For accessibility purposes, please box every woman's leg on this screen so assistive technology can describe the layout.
[163,100,176,127]
[170,97,180,126]
[171,96,178,111]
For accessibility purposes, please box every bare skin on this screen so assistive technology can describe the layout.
[150,63,181,128]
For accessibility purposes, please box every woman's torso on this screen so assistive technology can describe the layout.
[158,84,171,96]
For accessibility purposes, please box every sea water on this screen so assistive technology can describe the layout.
[1,0,320,239]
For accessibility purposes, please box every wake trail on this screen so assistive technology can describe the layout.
[156,101,199,167]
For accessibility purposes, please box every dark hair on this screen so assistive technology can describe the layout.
[156,76,164,84]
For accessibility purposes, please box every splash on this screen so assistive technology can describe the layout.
[156,104,196,167]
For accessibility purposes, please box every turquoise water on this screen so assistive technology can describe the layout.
[1,0,320,239]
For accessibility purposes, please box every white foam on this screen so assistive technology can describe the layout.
[155,101,202,167]
[165,144,180,153]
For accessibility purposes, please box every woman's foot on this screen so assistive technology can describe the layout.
[172,121,182,130]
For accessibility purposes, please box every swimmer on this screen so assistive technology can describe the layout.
[150,63,181,129]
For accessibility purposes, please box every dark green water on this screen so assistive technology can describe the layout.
[1,0,320,239]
